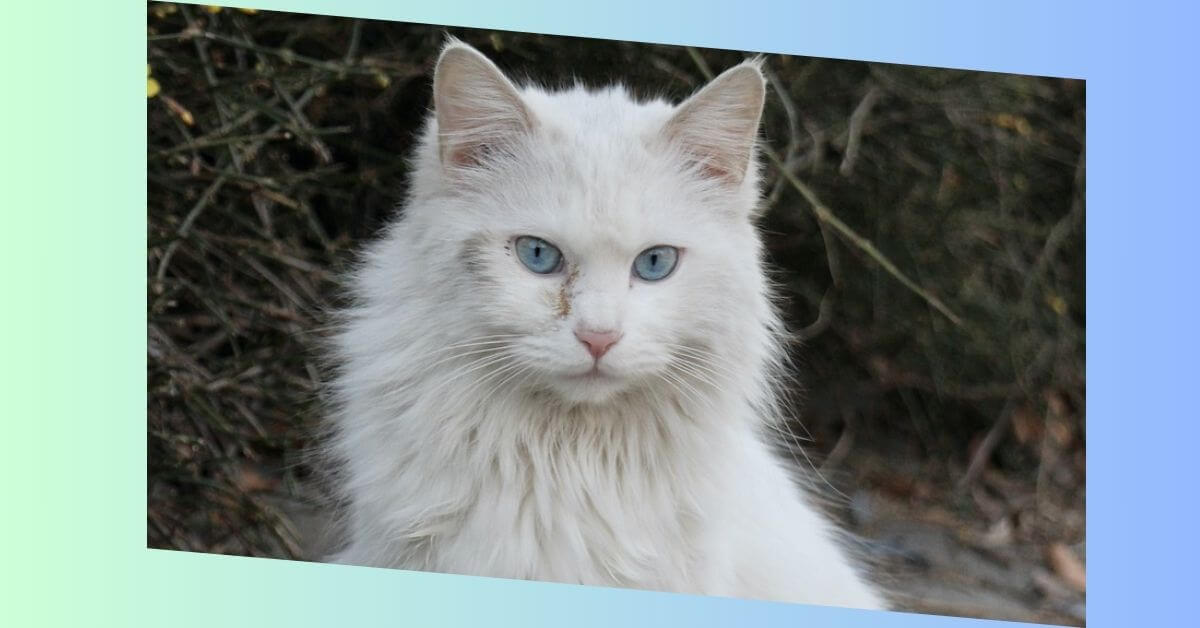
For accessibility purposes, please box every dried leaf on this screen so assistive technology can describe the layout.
[1011,404,1041,445]
[233,463,279,494]
[1046,542,1086,593]
[980,516,1014,548]
[161,95,195,126]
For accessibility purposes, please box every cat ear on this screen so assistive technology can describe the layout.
[433,39,534,169]
[663,60,766,185]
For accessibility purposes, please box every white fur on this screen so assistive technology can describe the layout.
[324,40,886,611]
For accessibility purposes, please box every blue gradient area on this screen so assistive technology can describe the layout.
[216,0,1109,78]
[129,1,1200,627]
[132,550,1055,628]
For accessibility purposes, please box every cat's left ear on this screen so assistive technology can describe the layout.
[433,40,535,169]
[663,59,766,186]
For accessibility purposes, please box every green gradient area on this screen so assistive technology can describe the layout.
[2,1,143,625]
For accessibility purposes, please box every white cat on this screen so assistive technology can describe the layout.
[324,38,886,611]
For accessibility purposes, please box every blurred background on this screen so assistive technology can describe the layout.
[147,3,1085,625]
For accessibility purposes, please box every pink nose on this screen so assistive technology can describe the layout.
[575,329,622,360]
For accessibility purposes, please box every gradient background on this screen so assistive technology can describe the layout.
[4,0,1196,626]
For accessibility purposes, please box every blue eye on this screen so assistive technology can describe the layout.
[514,236,564,274]
[633,246,679,281]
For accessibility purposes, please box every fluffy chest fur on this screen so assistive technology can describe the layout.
[335,376,740,589]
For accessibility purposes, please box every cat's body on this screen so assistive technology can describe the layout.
[325,40,885,610]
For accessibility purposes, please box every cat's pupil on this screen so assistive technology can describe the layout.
[632,245,679,281]
[514,236,563,275]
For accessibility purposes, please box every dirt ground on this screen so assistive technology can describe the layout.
[846,455,1084,624]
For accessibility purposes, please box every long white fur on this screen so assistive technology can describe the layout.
[324,39,887,610]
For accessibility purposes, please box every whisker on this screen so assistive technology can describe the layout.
[458,357,527,403]
[420,350,516,401]
[658,367,715,414]
[368,348,514,406]
[363,347,511,403]
[477,363,534,404]
[670,360,724,391]
[664,343,743,380]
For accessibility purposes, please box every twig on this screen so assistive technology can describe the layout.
[157,131,292,156]
[156,125,348,158]
[958,393,1019,489]
[840,85,882,177]
[155,172,231,284]
[821,407,857,472]
[157,29,381,76]
[796,219,841,340]
[769,152,965,327]
[959,340,1057,489]
[1019,150,1085,310]
[684,48,964,328]
[649,55,699,88]
[239,84,324,164]
[762,66,809,208]
[274,79,334,163]
[684,47,713,81]
[343,19,363,65]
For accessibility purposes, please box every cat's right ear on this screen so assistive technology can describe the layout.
[663,60,766,187]
[433,40,534,169]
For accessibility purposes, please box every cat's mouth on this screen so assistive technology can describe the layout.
[550,363,633,406]
[566,364,614,381]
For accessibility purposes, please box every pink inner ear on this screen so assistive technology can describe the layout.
[663,64,764,187]
[434,44,534,172]
[680,149,741,184]
[667,118,755,187]
[448,144,485,168]
[699,162,734,183]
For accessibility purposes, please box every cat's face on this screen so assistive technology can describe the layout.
[414,42,769,406]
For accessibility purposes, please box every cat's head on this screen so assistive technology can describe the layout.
[399,40,777,407]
